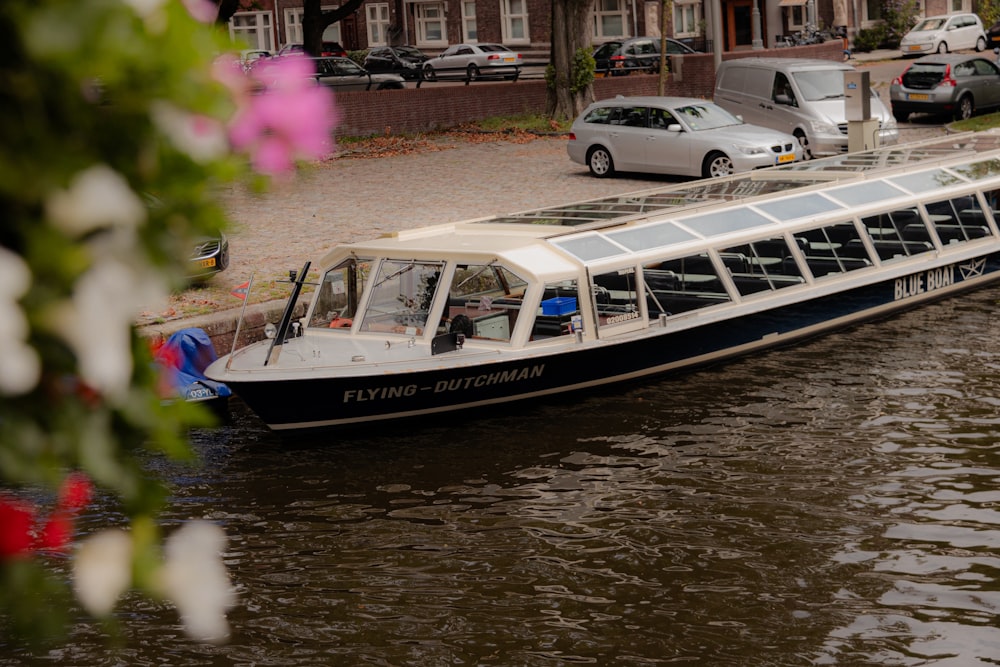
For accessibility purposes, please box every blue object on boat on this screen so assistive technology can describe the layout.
[157,328,232,403]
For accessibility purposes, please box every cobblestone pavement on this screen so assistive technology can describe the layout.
[217,123,951,284]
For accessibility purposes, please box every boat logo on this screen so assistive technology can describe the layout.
[959,257,987,281]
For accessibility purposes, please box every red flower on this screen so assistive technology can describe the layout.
[36,514,72,552]
[58,472,93,515]
[0,498,36,559]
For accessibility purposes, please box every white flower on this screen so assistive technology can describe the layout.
[47,260,162,400]
[151,101,229,163]
[45,164,146,237]
[72,529,134,617]
[0,246,40,395]
[161,521,235,643]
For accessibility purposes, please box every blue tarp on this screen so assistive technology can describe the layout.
[155,328,231,401]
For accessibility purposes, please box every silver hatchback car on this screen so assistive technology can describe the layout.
[890,54,1000,121]
[567,96,802,179]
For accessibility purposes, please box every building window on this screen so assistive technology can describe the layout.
[367,3,390,46]
[673,1,701,37]
[501,0,529,43]
[788,4,805,31]
[416,3,447,46]
[284,5,341,47]
[462,0,478,41]
[229,12,274,51]
[593,0,627,40]
[950,0,969,12]
[862,0,881,26]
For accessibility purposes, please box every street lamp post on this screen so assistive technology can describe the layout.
[752,0,763,49]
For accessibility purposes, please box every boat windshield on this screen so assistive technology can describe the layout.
[307,257,373,330]
[359,259,445,335]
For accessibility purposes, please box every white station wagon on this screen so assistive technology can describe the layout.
[567,96,802,179]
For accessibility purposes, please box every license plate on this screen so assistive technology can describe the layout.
[197,258,216,268]
[776,153,795,164]
[907,93,929,101]
[503,57,515,62]
[908,45,922,51]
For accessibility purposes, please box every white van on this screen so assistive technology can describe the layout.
[713,58,899,158]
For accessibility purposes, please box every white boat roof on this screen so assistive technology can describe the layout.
[321,130,1000,276]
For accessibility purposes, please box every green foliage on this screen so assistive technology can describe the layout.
[852,25,888,52]
[348,49,369,65]
[0,0,247,646]
[980,0,1000,30]
[545,47,595,95]
[879,0,920,47]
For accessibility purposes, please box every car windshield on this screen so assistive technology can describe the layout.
[914,18,946,31]
[396,46,422,56]
[792,70,847,100]
[672,103,740,130]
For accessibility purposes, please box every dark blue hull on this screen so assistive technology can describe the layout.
[229,253,1000,430]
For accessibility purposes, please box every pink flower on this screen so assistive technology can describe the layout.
[181,0,218,23]
[229,56,338,176]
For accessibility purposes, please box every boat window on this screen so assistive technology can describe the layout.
[720,237,806,296]
[591,267,642,328]
[440,263,528,342]
[827,181,907,206]
[797,222,873,277]
[855,209,930,262]
[553,234,628,261]
[307,257,373,330]
[606,220,698,252]
[889,168,964,193]
[754,193,844,222]
[359,259,445,336]
[678,207,774,237]
[642,253,731,317]
[924,195,995,244]
[531,280,580,341]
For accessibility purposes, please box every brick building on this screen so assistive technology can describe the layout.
[227,0,983,57]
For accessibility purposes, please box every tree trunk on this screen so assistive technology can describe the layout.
[546,0,596,121]
[302,0,367,55]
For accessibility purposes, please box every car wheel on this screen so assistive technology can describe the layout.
[956,95,975,121]
[893,108,910,123]
[977,36,987,51]
[937,41,949,54]
[422,64,436,81]
[587,146,615,178]
[467,64,479,80]
[794,130,812,160]
[703,152,734,178]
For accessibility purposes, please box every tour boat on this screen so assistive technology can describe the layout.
[206,130,1000,431]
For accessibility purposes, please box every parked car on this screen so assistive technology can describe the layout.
[363,45,429,80]
[899,13,987,56]
[422,43,521,81]
[714,58,898,159]
[890,53,1000,121]
[189,233,229,280]
[309,57,405,91]
[592,37,698,76]
[277,42,348,58]
[567,96,802,179]
[239,49,272,73]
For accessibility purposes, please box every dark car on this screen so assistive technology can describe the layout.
[989,20,1000,49]
[592,37,698,76]
[277,42,348,58]
[189,233,229,280]
[890,54,1000,121]
[310,56,406,90]
[363,45,429,80]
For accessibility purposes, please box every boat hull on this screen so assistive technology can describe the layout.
[222,252,1000,430]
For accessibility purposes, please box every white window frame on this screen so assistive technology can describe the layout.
[229,11,275,51]
[367,3,391,46]
[500,0,530,45]
[415,3,447,47]
[284,5,341,47]
[788,4,805,32]
[593,0,628,41]
[461,0,478,42]
[949,0,971,13]
[673,0,702,37]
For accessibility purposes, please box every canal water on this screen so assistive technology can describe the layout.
[7,286,1000,666]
